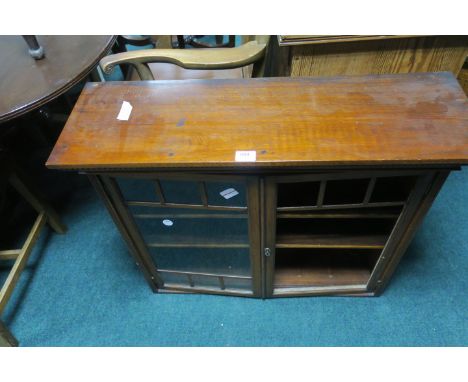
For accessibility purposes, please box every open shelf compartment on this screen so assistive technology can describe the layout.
[275,216,397,249]
[270,173,417,294]
[273,248,380,289]
[276,175,417,210]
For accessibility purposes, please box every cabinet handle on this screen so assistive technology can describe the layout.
[264,248,271,257]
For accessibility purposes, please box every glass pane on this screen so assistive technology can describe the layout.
[323,178,369,205]
[187,275,253,291]
[159,272,188,286]
[190,274,222,288]
[151,248,252,290]
[205,181,246,207]
[370,176,417,203]
[116,177,159,202]
[224,277,252,291]
[131,207,249,247]
[149,248,251,275]
[159,180,202,204]
[277,181,321,207]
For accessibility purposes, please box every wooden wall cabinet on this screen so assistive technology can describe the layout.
[47,73,468,298]
[87,169,447,298]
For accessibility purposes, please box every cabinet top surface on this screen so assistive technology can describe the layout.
[47,72,468,170]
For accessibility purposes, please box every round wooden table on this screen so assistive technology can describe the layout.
[0,35,116,123]
[0,36,116,345]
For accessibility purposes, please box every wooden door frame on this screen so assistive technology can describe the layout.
[90,172,263,298]
[88,174,161,292]
[371,171,450,294]
[262,169,448,297]
[89,168,452,299]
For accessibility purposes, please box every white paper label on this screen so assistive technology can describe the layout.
[220,188,239,199]
[117,101,133,121]
[162,219,174,227]
[235,150,256,162]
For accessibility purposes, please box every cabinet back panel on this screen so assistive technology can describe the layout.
[274,249,380,288]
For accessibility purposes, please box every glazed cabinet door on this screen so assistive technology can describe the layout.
[96,173,262,297]
[263,170,435,297]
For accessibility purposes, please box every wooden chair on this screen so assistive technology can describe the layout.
[99,36,270,81]
[174,35,236,49]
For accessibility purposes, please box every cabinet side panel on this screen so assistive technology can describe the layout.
[366,173,435,290]
[88,175,161,291]
[98,175,163,288]
[374,171,450,295]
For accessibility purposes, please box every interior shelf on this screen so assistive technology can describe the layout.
[277,206,402,219]
[274,266,371,288]
[132,213,248,219]
[128,200,247,212]
[146,234,249,248]
[275,216,394,249]
[276,201,405,211]
[273,249,379,288]
[276,234,387,249]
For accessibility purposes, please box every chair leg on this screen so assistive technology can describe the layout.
[0,320,18,347]
[252,57,267,78]
[215,35,224,46]
[176,35,185,49]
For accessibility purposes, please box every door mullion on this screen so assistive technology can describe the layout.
[264,178,278,298]
[247,177,263,297]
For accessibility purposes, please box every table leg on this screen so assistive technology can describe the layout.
[8,163,67,234]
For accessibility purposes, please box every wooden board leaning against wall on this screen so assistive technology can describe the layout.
[265,35,468,95]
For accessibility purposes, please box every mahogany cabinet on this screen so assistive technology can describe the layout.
[47,72,468,298]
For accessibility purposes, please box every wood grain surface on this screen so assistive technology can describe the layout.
[47,72,468,170]
[278,35,417,46]
[289,36,468,78]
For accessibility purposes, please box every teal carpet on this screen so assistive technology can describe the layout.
[1,168,467,346]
